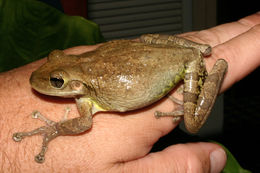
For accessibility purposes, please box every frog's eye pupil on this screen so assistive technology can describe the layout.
[50,77,64,88]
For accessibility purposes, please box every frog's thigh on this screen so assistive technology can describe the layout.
[182,62,202,133]
[184,59,228,133]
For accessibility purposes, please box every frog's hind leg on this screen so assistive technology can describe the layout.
[184,59,228,133]
[140,34,211,56]
[154,95,184,122]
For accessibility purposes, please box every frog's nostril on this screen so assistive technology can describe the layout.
[50,77,64,88]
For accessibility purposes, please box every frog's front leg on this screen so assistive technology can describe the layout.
[12,98,93,163]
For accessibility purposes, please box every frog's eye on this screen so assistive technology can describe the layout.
[50,70,67,89]
[50,76,64,88]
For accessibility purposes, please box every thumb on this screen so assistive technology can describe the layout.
[124,142,226,173]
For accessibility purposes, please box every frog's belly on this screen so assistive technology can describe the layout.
[98,69,183,112]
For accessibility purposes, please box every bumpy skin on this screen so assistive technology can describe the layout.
[30,39,203,111]
[12,34,228,163]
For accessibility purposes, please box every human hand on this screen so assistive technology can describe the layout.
[2,12,260,173]
[179,12,260,92]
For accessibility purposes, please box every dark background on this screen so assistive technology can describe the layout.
[217,0,259,171]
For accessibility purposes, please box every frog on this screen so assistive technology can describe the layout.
[12,34,228,163]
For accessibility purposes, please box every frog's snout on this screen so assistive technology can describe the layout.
[30,72,48,90]
[29,71,38,86]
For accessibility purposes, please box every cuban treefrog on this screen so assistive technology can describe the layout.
[13,34,228,163]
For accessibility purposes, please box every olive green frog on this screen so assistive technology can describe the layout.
[12,34,228,163]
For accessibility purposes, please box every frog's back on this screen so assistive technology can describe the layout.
[80,40,196,112]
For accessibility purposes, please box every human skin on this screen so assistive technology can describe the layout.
[1,12,260,172]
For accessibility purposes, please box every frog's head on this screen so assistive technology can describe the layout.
[30,50,91,98]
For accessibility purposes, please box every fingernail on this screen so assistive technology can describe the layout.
[210,148,227,173]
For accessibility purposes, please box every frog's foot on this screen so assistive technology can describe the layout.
[12,110,63,163]
[154,95,184,122]
[32,107,71,125]
[12,122,59,163]
[13,111,63,163]
[12,105,93,163]
[32,111,56,126]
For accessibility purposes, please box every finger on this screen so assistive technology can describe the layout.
[180,12,260,46]
[122,142,226,173]
[207,24,260,92]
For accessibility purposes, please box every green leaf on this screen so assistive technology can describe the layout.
[0,0,105,72]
